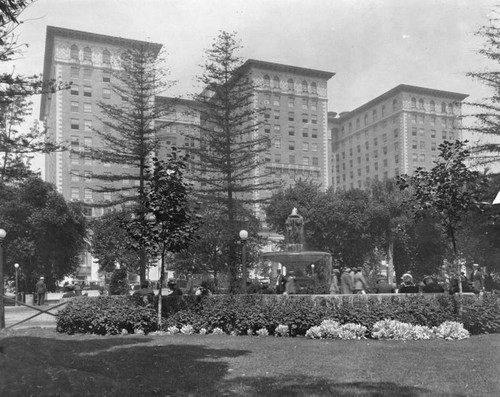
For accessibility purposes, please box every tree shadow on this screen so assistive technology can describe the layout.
[0,336,250,396]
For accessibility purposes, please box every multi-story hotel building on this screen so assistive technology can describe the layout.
[328,84,468,191]
[40,26,162,214]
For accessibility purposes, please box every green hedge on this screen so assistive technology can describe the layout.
[55,294,500,336]
[56,296,157,335]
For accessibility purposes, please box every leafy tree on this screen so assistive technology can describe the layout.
[127,151,199,326]
[82,44,174,282]
[186,31,277,289]
[108,267,129,296]
[397,140,488,293]
[1,0,65,182]
[0,177,86,291]
[88,212,141,273]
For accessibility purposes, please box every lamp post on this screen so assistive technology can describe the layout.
[239,230,248,293]
[14,263,19,306]
[311,264,315,279]
[0,228,7,329]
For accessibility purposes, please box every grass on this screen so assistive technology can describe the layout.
[0,328,499,396]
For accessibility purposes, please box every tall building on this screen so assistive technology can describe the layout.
[40,26,162,213]
[243,60,335,194]
[328,84,468,191]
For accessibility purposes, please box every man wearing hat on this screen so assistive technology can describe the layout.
[35,276,48,305]
[165,278,183,296]
[470,264,485,294]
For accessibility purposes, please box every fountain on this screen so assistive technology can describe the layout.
[262,208,332,280]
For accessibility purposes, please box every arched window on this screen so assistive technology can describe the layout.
[411,97,417,108]
[448,103,454,114]
[272,76,280,89]
[310,82,317,94]
[364,114,368,126]
[418,98,424,109]
[70,44,79,60]
[441,102,447,113]
[263,75,270,88]
[392,99,398,112]
[430,100,436,112]
[102,49,111,64]
[83,47,92,62]
[373,109,377,121]
[381,105,385,117]
[287,78,294,91]
[302,80,308,93]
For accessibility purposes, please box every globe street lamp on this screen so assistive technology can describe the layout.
[311,264,315,279]
[14,263,19,306]
[239,230,248,293]
[0,228,7,329]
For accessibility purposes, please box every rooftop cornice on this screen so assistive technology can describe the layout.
[241,59,336,80]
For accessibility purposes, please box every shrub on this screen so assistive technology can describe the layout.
[372,319,435,340]
[180,324,195,335]
[256,328,269,337]
[435,321,470,340]
[56,296,157,335]
[274,324,290,337]
[305,320,367,340]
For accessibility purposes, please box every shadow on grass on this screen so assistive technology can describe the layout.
[0,336,465,396]
[221,376,465,397]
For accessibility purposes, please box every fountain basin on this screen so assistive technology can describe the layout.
[262,251,331,273]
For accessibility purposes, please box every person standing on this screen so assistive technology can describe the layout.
[470,263,485,294]
[329,269,340,294]
[35,276,47,305]
[284,273,296,295]
[340,268,354,294]
[275,269,286,294]
[353,268,369,294]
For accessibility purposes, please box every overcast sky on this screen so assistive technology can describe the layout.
[4,0,500,174]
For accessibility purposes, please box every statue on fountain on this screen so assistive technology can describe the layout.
[285,207,304,249]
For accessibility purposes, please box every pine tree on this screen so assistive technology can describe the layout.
[186,31,278,289]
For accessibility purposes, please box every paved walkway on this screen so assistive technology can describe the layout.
[3,303,61,330]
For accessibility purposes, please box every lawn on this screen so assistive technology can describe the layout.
[0,328,499,396]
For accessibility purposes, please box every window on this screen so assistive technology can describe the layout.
[83,103,92,113]
[412,153,418,162]
[288,112,294,122]
[288,97,294,108]
[303,142,309,151]
[302,113,308,123]
[431,129,436,138]
[311,114,317,124]
[420,141,425,150]
[419,128,424,136]
[84,120,92,131]
[70,66,79,78]
[71,101,79,112]
[289,126,295,136]
[263,75,270,87]
[395,155,399,164]
[430,100,436,112]
[394,141,399,150]
[71,119,79,129]
[289,141,295,150]
[312,143,318,152]
[310,82,317,94]
[71,188,79,201]
[374,137,378,146]
[448,103,454,114]
[302,98,308,109]
[104,192,112,201]
[70,84,79,96]
[442,131,447,140]
[103,88,111,99]
[392,98,398,112]
[420,154,426,163]
[264,126,271,134]
[275,153,281,163]
[303,157,310,166]
[103,70,110,82]
[102,49,111,64]
[411,114,417,123]
[289,155,295,164]
[311,100,317,111]
[381,105,386,117]
[411,97,417,108]
[272,76,280,89]
[70,45,79,60]
[84,171,92,182]
[302,80,308,93]
[311,129,318,138]
[383,159,388,167]
[273,125,280,133]
[287,78,294,91]
[412,140,418,149]
[412,127,417,136]
[418,98,424,109]
[83,68,92,80]
[383,146,388,155]
[394,128,399,138]
[274,139,281,149]
[372,109,377,121]
[302,128,309,137]
[441,102,447,113]
[419,115,424,124]
[375,162,379,171]
[83,86,92,97]
[71,173,79,182]
[374,149,378,158]
[264,111,270,121]
[273,95,280,106]
[274,110,280,120]
[431,142,437,151]
[430,116,436,126]
[84,188,92,201]
[83,47,92,62]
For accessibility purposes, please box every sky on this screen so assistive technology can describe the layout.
[3,0,500,175]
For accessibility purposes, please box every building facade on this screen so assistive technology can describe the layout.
[328,85,468,191]
[40,26,162,213]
